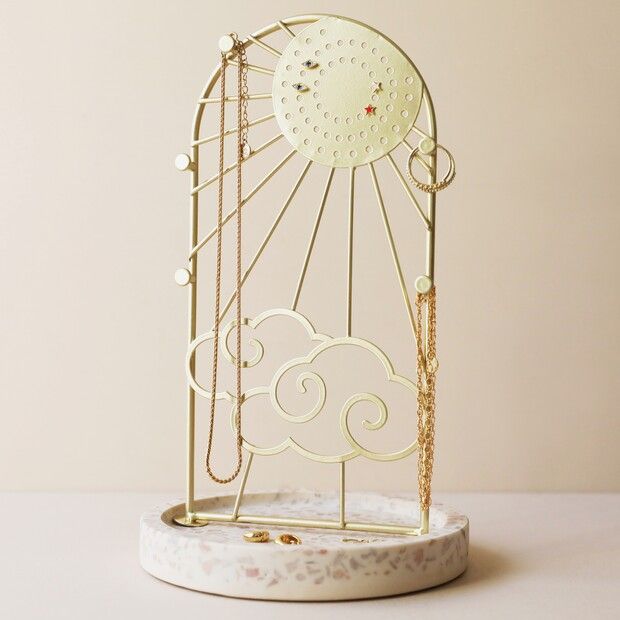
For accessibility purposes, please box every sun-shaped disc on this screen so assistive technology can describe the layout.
[272,16,424,168]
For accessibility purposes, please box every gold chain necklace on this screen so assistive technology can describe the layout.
[415,286,437,511]
[205,34,249,484]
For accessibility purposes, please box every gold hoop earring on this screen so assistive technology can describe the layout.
[407,144,455,193]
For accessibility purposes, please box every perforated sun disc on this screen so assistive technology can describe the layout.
[272,16,424,168]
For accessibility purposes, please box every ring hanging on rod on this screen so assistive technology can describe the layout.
[407,144,455,193]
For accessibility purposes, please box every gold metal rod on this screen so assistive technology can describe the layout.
[199,93,272,104]
[228,59,274,76]
[185,147,201,518]
[402,138,415,152]
[232,452,254,519]
[239,150,295,204]
[410,124,432,141]
[369,162,419,344]
[386,153,431,230]
[192,113,275,147]
[191,133,283,195]
[191,511,422,536]
[343,521,420,536]
[421,86,437,534]
[420,508,429,535]
[402,139,433,174]
[291,166,335,311]
[424,87,438,281]
[189,149,296,259]
[339,462,346,528]
[416,153,433,175]
[277,20,296,38]
[426,176,436,280]
[183,62,224,522]
[217,160,313,322]
[247,35,282,57]
[346,167,355,337]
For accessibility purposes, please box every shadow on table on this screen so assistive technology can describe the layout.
[293,544,515,608]
[350,544,516,606]
[437,543,515,591]
[302,544,515,606]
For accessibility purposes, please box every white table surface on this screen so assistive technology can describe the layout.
[1,493,618,619]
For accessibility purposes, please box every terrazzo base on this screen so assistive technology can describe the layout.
[140,491,468,600]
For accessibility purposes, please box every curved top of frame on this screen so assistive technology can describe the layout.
[190,14,436,143]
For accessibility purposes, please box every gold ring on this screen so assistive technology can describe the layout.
[243,529,270,543]
[406,144,455,193]
[275,533,301,545]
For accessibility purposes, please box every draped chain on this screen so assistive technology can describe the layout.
[205,34,249,484]
[415,286,437,511]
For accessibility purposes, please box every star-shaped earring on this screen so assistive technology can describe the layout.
[364,104,376,115]
[371,81,382,94]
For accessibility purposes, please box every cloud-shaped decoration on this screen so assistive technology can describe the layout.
[185,308,330,403]
[236,336,419,463]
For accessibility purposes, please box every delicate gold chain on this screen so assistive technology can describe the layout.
[205,34,248,484]
[415,286,437,511]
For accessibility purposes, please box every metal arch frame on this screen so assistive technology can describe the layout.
[177,14,439,535]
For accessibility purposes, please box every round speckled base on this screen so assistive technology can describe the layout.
[140,492,468,600]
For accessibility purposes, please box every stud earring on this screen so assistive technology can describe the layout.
[275,533,302,545]
[243,530,270,543]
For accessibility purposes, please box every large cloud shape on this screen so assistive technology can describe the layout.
[187,308,419,463]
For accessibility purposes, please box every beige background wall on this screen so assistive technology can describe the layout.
[1,0,618,493]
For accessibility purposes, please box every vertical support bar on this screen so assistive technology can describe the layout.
[176,67,223,528]
[421,509,429,534]
[424,88,438,284]
[339,462,346,528]
[420,89,438,535]
[232,452,254,519]
[342,167,355,530]
[185,145,199,520]
[425,175,436,280]
[291,166,335,311]
[346,167,355,337]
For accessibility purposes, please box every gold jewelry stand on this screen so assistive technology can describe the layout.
[172,14,452,537]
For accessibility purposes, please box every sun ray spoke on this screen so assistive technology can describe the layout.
[291,166,335,311]
[346,167,355,336]
[232,452,254,519]
[368,163,419,344]
[277,20,295,38]
[402,138,433,174]
[191,133,283,195]
[386,153,431,230]
[410,125,432,141]
[247,35,282,57]
[199,93,272,104]
[216,159,313,323]
[189,150,297,259]
[228,59,274,76]
[193,113,275,147]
